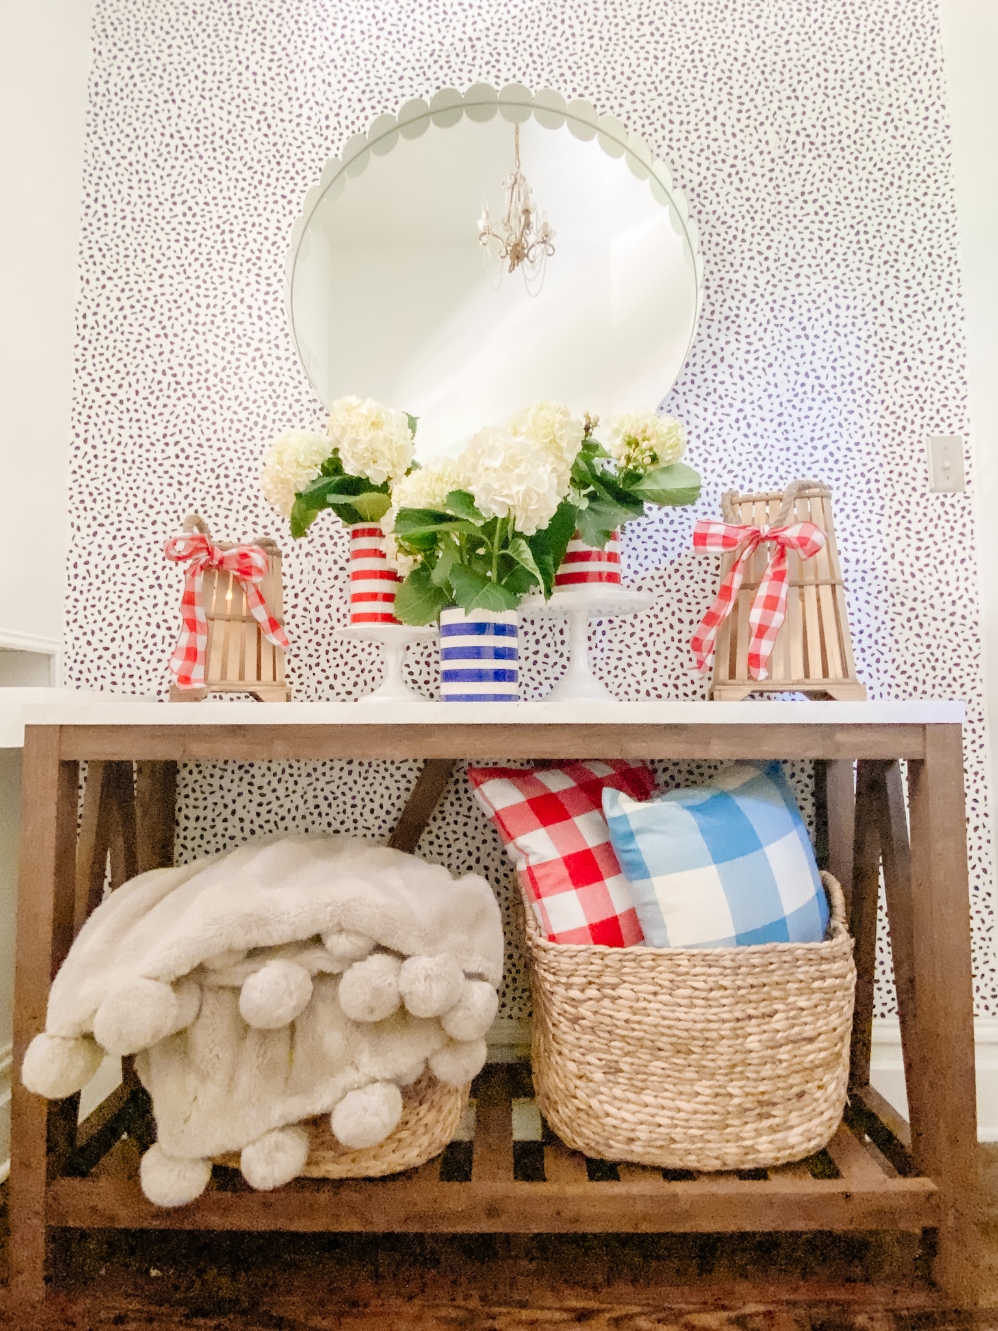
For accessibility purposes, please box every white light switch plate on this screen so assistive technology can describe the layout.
[927,435,966,492]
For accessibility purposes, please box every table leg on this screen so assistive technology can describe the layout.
[849,760,882,1092]
[823,759,856,912]
[9,728,78,1305]
[135,760,176,873]
[906,725,982,1304]
[871,761,922,1161]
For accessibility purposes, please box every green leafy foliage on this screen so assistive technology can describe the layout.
[393,565,450,625]
[625,461,702,507]
[289,462,392,535]
[526,500,578,597]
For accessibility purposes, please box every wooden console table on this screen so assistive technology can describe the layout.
[7,700,983,1306]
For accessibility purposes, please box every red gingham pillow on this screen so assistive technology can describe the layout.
[467,759,656,946]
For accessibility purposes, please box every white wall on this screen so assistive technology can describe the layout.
[0,0,95,1180]
[0,0,95,651]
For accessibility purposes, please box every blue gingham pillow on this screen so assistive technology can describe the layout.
[602,762,829,949]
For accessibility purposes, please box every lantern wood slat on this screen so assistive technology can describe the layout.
[168,514,291,703]
[710,480,866,701]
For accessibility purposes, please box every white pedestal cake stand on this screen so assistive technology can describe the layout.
[333,623,437,703]
[522,585,656,702]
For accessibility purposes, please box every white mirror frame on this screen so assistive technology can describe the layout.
[284,83,704,401]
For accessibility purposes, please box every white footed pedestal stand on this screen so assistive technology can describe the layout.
[334,623,436,703]
[523,585,656,702]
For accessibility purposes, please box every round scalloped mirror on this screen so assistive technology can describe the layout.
[286,85,702,460]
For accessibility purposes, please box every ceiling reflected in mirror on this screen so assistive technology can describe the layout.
[287,86,703,461]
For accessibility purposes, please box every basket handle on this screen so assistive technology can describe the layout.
[819,870,848,935]
[181,512,212,537]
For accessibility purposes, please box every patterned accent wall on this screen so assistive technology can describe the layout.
[67,0,995,1017]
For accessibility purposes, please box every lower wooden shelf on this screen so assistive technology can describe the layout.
[46,1066,937,1237]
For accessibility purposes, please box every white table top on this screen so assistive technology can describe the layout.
[14,696,966,735]
[0,689,155,748]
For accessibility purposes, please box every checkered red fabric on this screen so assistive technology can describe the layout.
[163,533,289,689]
[467,759,656,946]
[690,520,825,681]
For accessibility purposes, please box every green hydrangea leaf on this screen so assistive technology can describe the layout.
[449,564,519,614]
[443,490,486,523]
[393,565,450,625]
[628,462,702,507]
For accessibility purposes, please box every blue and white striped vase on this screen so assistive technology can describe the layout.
[438,607,520,702]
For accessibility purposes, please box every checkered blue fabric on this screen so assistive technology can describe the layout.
[603,762,829,949]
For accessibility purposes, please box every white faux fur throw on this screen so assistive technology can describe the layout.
[22,835,503,1203]
[43,834,503,1041]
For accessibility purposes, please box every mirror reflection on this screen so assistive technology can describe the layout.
[288,95,701,460]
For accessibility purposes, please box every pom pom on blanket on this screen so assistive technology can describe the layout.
[240,1125,310,1190]
[238,960,313,1029]
[322,930,375,964]
[21,1033,104,1100]
[399,954,465,1019]
[140,1143,212,1207]
[441,980,499,1043]
[330,1080,403,1148]
[338,953,402,1023]
[429,1038,488,1085]
[94,976,201,1056]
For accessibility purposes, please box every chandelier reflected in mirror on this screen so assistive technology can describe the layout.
[477,123,555,294]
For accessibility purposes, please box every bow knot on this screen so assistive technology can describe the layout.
[691,519,825,682]
[164,533,289,690]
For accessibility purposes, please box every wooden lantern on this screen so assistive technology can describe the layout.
[169,514,291,703]
[709,480,866,702]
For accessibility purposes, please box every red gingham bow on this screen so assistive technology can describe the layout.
[163,533,289,689]
[691,520,825,681]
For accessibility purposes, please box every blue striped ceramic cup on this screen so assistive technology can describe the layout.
[439,607,520,702]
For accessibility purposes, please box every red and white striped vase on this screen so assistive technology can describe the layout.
[348,523,401,625]
[553,530,622,589]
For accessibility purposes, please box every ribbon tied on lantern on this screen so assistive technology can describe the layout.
[163,533,289,689]
[691,519,826,682]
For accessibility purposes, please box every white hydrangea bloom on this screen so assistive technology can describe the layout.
[606,411,686,471]
[461,426,562,537]
[260,430,330,518]
[508,400,585,495]
[327,396,414,486]
[382,528,417,577]
[389,456,469,513]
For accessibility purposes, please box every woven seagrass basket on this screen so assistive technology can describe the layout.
[524,872,856,1172]
[216,1072,467,1179]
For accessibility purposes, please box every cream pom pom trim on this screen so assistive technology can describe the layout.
[21,1033,104,1100]
[330,1081,404,1149]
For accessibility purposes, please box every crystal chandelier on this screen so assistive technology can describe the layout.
[477,124,555,293]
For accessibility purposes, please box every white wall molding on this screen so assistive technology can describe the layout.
[0,1039,12,1185]
[0,630,63,687]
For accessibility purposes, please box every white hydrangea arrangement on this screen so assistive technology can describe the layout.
[566,408,702,549]
[261,396,416,536]
[387,402,702,625]
[387,401,586,624]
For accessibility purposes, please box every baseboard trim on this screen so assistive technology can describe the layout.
[868,1015,998,1141]
[0,1040,11,1184]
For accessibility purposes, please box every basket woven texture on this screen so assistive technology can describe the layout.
[525,872,856,1171]
[215,1072,467,1179]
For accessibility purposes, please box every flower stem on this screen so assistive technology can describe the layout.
[491,517,504,583]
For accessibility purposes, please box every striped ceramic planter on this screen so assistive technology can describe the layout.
[439,607,519,702]
[348,523,401,625]
[554,530,622,588]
